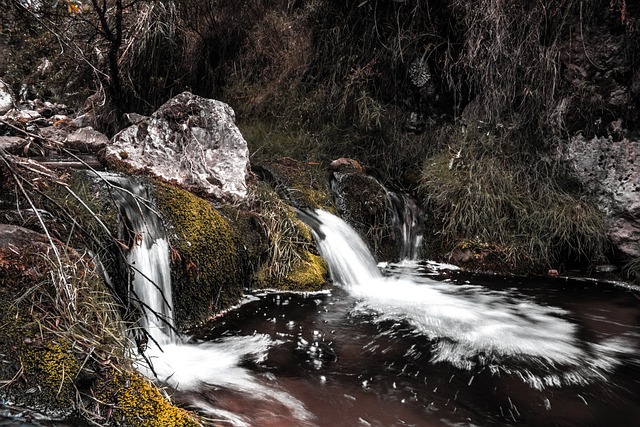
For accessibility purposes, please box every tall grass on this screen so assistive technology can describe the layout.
[418,127,607,271]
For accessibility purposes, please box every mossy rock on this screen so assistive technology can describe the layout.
[281,251,328,291]
[252,157,335,211]
[153,182,246,329]
[0,224,199,425]
[331,170,397,261]
[249,182,330,290]
[96,369,199,427]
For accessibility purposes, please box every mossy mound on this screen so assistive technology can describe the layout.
[250,182,329,290]
[153,182,245,329]
[97,369,198,427]
[0,224,198,425]
[252,157,335,211]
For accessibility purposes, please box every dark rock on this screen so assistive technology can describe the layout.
[331,165,397,261]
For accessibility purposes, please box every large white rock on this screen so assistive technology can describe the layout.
[106,92,250,199]
[0,80,15,114]
[561,134,640,257]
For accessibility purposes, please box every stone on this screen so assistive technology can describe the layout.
[65,127,109,153]
[331,167,398,261]
[0,136,26,155]
[329,157,364,173]
[1,108,41,123]
[106,92,250,199]
[560,134,640,258]
[0,79,14,114]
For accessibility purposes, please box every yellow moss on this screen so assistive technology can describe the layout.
[102,370,199,427]
[284,251,328,291]
[38,341,80,397]
[251,183,329,290]
[153,182,243,326]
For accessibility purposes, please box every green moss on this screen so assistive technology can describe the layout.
[250,182,329,290]
[283,251,328,291]
[154,182,244,328]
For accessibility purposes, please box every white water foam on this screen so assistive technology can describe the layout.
[103,173,313,424]
[305,209,635,387]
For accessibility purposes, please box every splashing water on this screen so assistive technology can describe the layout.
[100,173,312,425]
[302,209,636,386]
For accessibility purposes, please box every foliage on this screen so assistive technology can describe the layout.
[623,255,640,286]
[418,126,608,272]
[249,182,328,290]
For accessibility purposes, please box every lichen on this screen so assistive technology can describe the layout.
[97,369,199,427]
[153,181,245,328]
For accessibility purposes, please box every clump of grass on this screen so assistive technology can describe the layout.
[418,127,607,272]
[248,182,327,290]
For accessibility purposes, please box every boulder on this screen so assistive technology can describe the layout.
[560,134,640,258]
[0,79,14,114]
[106,92,250,200]
[330,161,398,261]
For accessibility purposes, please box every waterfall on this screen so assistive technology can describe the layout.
[101,173,175,344]
[299,209,628,382]
[384,190,423,260]
[300,209,381,288]
[97,173,312,425]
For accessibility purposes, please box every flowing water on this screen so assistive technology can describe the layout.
[3,200,640,426]
[175,209,640,426]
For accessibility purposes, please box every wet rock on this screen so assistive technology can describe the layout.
[560,134,640,258]
[0,79,14,114]
[106,92,250,200]
[330,161,397,261]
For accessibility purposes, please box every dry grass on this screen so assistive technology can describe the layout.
[418,127,608,271]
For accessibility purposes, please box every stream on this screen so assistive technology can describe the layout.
[2,204,639,427]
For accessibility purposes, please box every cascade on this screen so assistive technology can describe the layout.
[329,172,423,261]
[384,189,424,260]
[101,173,176,344]
[300,209,632,383]
[97,173,312,425]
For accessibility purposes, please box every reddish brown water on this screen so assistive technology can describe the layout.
[179,263,640,427]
